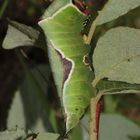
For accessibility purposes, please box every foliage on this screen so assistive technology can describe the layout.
[1,0,140,139]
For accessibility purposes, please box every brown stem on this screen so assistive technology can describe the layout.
[90,93,103,140]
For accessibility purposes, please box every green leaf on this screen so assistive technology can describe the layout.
[99,84,135,113]
[0,129,61,140]
[43,0,70,18]
[93,27,140,87]
[99,114,140,140]
[96,79,140,94]
[3,20,39,49]
[96,0,140,25]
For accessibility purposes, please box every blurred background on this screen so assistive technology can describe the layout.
[0,0,55,131]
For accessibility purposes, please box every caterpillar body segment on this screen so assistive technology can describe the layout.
[39,4,94,132]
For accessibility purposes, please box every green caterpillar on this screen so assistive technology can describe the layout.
[39,3,94,132]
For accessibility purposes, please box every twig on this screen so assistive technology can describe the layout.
[85,18,98,44]
[90,93,103,140]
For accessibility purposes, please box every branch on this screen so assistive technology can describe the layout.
[90,93,103,140]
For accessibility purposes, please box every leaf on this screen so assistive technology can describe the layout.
[96,78,140,94]
[36,132,60,140]
[43,0,70,18]
[47,40,64,98]
[93,27,140,87]
[0,128,26,140]
[3,20,39,49]
[7,90,26,129]
[99,114,140,140]
[96,0,140,25]
[7,64,53,132]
